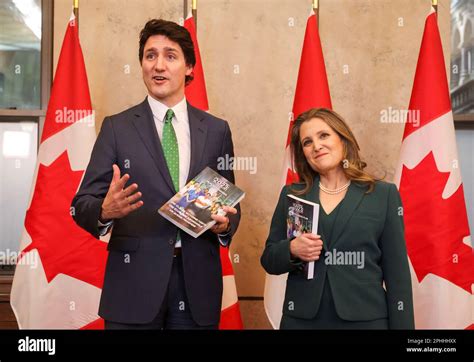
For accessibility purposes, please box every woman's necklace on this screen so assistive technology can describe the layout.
[319,180,351,195]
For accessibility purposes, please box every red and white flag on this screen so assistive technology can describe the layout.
[395,8,474,329]
[263,9,332,329]
[184,14,209,111]
[184,13,243,329]
[10,14,108,329]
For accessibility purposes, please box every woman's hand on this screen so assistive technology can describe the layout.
[289,233,323,262]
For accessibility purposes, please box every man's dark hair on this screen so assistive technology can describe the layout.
[139,19,196,85]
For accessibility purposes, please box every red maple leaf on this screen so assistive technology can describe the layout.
[21,151,108,289]
[399,151,474,293]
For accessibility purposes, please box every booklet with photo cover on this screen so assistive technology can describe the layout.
[287,194,320,279]
[158,167,245,238]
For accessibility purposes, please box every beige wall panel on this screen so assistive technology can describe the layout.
[198,0,314,298]
[54,0,183,133]
[197,0,450,300]
[53,0,450,328]
[322,0,450,181]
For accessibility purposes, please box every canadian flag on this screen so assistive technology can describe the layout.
[263,9,332,329]
[10,14,108,329]
[184,13,243,329]
[395,8,474,329]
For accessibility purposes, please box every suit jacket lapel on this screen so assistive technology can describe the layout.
[306,175,366,249]
[330,181,366,247]
[186,103,208,182]
[131,98,175,193]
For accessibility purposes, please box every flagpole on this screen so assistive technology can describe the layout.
[192,0,197,28]
[432,0,438,15]
[313,0,319,23]
[73,0,79,29]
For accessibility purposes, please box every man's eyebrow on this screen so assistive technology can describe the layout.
[145,47,179,53]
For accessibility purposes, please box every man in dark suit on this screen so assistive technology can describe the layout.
[71,19,240,329]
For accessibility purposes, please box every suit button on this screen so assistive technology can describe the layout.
[168,239,175,245]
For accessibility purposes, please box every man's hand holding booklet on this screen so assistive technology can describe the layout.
[158,167,245,238]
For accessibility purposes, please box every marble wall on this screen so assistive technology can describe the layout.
[54,0,451,329]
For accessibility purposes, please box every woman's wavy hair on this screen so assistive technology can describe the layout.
[289,108,380,195]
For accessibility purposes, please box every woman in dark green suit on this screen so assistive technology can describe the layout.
[261,108,414,329]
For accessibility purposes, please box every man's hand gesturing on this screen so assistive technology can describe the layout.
[100,164,143,222]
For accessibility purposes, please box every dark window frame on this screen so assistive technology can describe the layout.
[0,0,53,127]
[0,0,53,276]
[451,0,474,123]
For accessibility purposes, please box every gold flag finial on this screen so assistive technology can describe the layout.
[73,0,79,25]
[431,0,438,5]
[313,0,319,10]
[192,0,197,11]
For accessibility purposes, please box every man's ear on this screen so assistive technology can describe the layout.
[186,65,193,76]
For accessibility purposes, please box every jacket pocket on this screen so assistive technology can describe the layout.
[107,236,140,252]
[331,281,388,321]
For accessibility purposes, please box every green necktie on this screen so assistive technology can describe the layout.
[162,109,180,192]
[162,109,181,244]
